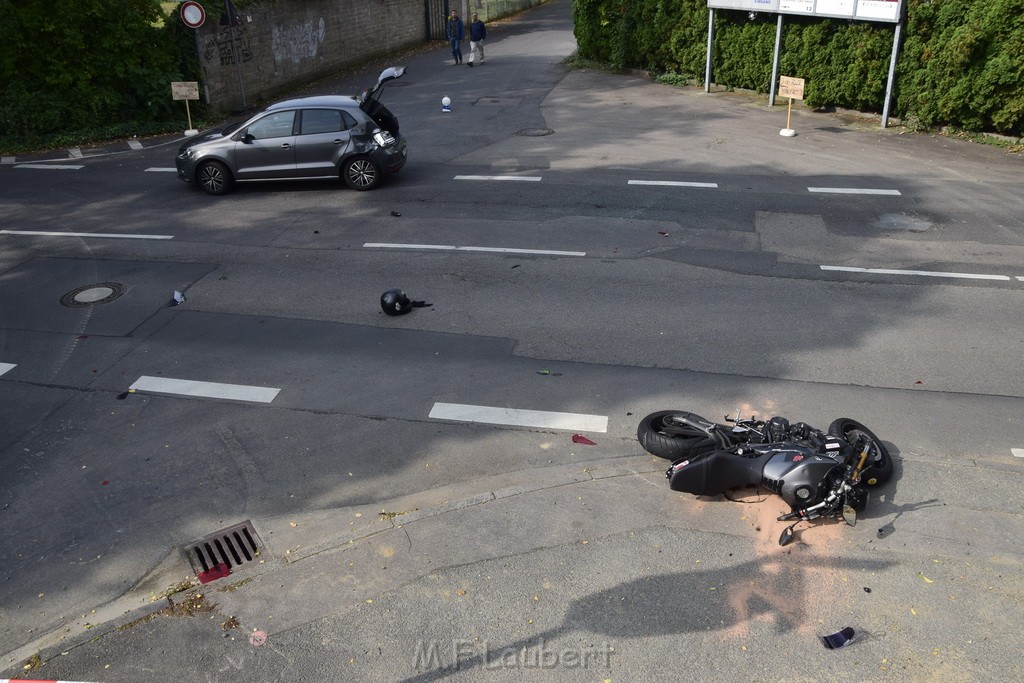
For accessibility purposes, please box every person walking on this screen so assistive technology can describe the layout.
[467,12,486,67]
[446,9,464,65]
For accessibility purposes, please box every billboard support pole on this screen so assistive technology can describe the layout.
[769,14,783,106]
[881,19,902,128]
[704,9,714,93]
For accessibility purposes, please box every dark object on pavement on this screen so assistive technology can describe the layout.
[820,627,857,649]
[381,289,412,315]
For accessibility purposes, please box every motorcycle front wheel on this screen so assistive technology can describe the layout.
[828,418,894,486]
[637,410,720,460]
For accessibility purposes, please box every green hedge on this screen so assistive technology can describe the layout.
[0,0,207,150]
[573,0,1024,136]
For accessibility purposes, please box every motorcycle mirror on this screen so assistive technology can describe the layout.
[779,522,799,546]
[842,505,858,527]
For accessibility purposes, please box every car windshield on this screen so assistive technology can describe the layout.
[220,119,247,135]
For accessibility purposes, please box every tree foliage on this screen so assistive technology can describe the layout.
[573,0,1024,135]
[0,0,198,142]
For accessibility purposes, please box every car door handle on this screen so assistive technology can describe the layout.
[280,143,291,149]
[333,139,345,145]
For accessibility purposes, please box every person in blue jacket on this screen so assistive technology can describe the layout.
[446,9,464,65]
[467,12,486,66]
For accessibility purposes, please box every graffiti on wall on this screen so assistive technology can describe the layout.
[203,28,254,66]
[272,17,327,66]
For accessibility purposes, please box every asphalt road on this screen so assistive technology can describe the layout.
[2,0,1023,680]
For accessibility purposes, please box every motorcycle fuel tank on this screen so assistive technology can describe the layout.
[757,445,844,508]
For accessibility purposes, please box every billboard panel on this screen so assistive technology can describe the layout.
[707,0,902,23]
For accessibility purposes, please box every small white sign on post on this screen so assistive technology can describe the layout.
[778,76,805,137]
[171,81,200,136]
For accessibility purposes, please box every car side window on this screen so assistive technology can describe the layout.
[245,111,296,140]
[300,109,358,135]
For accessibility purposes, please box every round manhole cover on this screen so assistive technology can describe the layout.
[60,282,127,307]
[515,128,555,137]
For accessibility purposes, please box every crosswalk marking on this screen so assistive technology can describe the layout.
[429,402,608,433]
[129,376,281,403]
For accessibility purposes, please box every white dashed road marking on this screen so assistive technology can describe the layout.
[628,179,718,188]
[68,147,83,158]
[15,164,84,170]
[1012,448,1024,458]
[145,167,178,172]
[429,402,608,433]
[1,157,14,165]
[364,243,586,257]
[808,187,901,195]
[0,363,16,377]
[820,265,1010,281]
[129,376,280,403]
[0,230,173,240]
[454,175,542,182]
[128,140,144,150]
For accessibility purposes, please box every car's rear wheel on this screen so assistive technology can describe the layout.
[342,156,381,190]
[197,161,233,195]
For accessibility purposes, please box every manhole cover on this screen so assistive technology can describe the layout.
[515,128,555,137]
[60,282,126,307]
[184,520,264,583]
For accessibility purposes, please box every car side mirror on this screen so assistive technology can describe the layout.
[237,132,254,144]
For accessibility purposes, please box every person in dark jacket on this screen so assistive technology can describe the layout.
[446,10,464,65]
[467,12,486,67]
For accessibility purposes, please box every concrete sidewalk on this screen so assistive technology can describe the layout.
[10,447,1024,681]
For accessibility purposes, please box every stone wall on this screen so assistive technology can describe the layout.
[195,0,543,113]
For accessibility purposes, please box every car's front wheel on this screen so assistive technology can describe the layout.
[342,156,381,191]
[197,160,233,196]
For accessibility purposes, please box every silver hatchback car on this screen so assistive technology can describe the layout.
[176,67,408,195]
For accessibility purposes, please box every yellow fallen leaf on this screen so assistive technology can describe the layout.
[289,522,297,528]
[365,599,373,604]
[911,608,918,615]
[919,573,935,583]
[455,589,466,596]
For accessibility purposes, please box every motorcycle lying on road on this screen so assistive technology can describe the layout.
[637,410,894,545]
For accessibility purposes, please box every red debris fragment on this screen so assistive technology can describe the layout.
[914,380,923,385]
[197,562,231,584]
[572,434,597,445]
[101,480,109,486]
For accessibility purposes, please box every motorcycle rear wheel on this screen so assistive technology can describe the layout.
[827,418,894,486]
[637,410,720,460]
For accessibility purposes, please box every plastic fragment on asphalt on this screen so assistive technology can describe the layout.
[572,434,596,445]
[820,626,857,649]
[197,563,231,584]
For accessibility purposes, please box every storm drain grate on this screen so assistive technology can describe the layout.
[184,520,264,582]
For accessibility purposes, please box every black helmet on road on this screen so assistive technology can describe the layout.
[380,289,412,315]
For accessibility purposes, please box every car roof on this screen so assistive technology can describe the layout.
[264,95,358,112]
